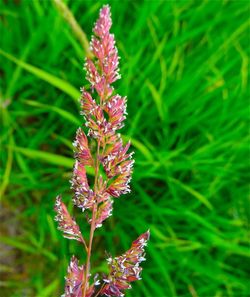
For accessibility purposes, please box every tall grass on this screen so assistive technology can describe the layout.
[0,1,249,296]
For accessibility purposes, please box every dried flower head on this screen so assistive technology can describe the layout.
[54,5,149,297]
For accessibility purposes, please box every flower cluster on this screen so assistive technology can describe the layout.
[54,5,149,297]
[70,4,134,229]
[101,231,150,297]
[63,256,94,297]
[55,195,83,243]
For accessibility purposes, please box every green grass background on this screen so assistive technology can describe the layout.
[0,0,249,296]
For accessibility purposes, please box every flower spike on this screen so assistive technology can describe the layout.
[54,5,149,297]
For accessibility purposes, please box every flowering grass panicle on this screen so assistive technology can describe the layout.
[54,5,149,297]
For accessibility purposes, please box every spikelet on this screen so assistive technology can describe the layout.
[63,256,94,297]
[54,195,83,243]
[100,231,150,297]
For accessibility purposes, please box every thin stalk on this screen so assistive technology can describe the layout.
[0,110,14,199]
[82,140,101,297]
[93,280,107,297]
[53,0,93,58]
[80,235,88,254]
[83,205,97,296]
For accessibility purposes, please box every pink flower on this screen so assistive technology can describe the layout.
[71,160,95,211]
[73,128,93,167]
[91,198,113,229]
[80,3,134,217]
[101,231,150,297]
[63,256,94,297]
[54,196,83,243]
[54,5,149,297]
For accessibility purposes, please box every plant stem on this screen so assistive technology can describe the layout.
[82,140,101,297]
[81,235,88,254]
[93,280,106,297]
[82,205,97,297]
[53,0,93,58]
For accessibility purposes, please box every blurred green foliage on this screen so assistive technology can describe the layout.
[0,0,249,296]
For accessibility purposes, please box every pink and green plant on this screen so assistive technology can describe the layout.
[54,5,149,297]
